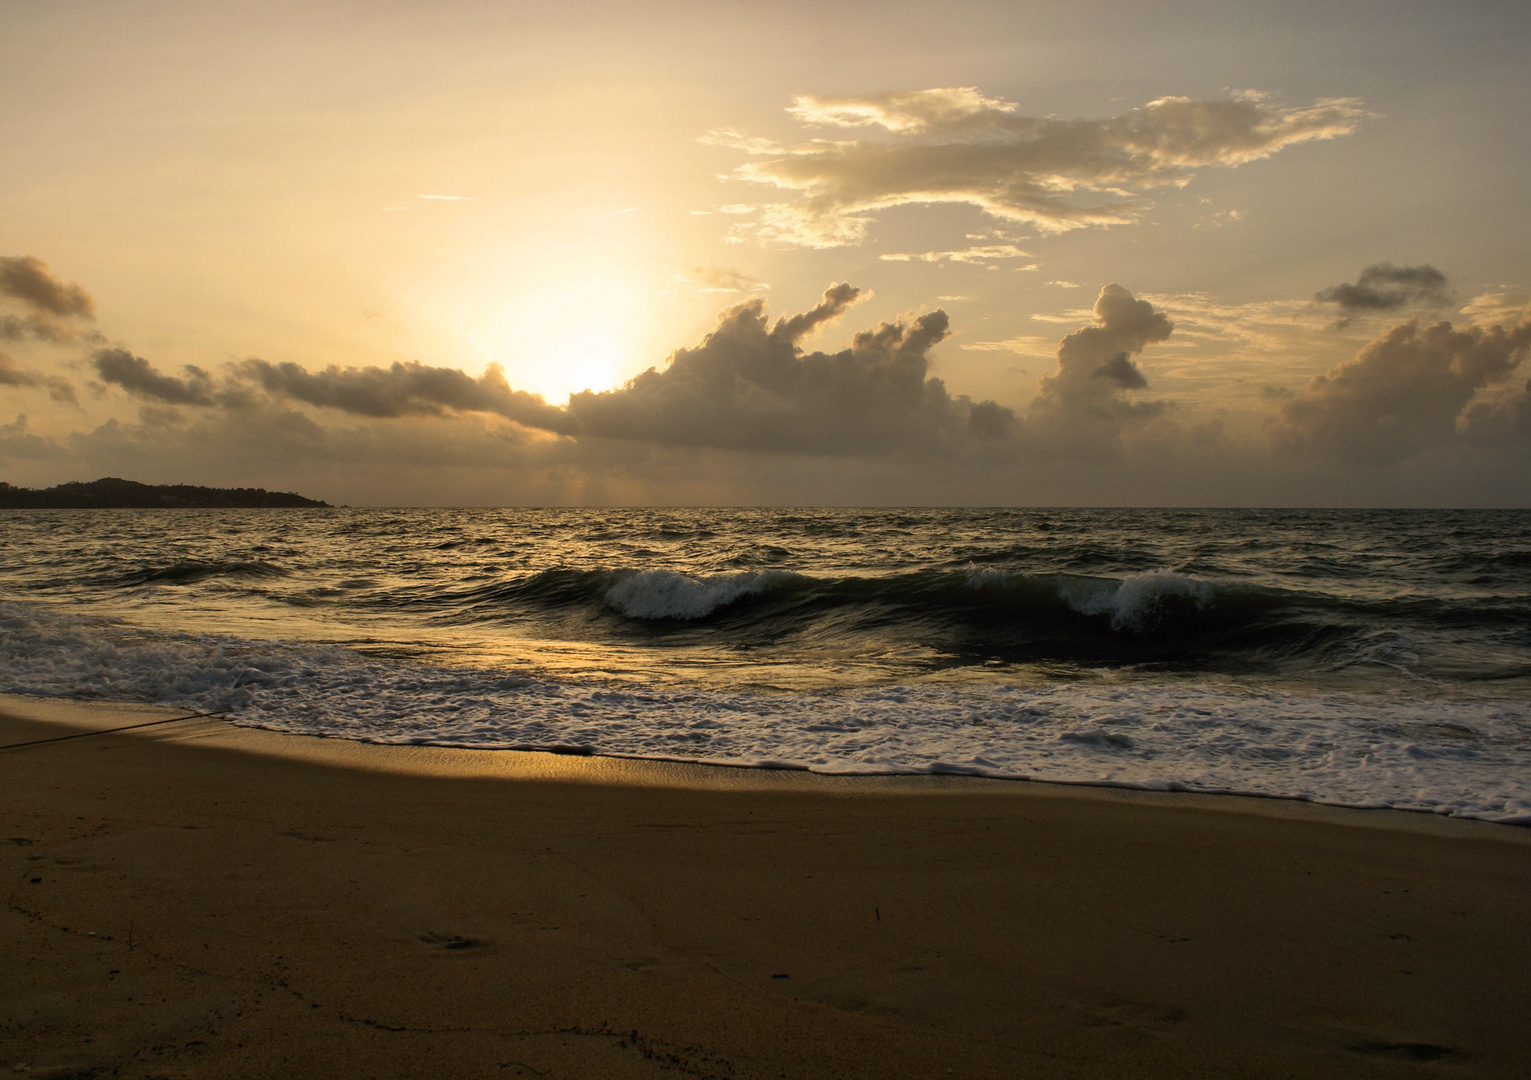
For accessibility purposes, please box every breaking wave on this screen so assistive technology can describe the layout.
[1,597,1526,824]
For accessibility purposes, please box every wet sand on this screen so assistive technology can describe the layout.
[2,693,1528,1079]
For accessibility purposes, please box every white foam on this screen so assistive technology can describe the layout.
[1060,571,1216,630]
[2,598,1528,825]
[604,569,792,620]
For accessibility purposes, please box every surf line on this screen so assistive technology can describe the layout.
[0,708,232,752]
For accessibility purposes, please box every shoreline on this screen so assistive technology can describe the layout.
[4,693,1529,1077]
[1,692,1522,838]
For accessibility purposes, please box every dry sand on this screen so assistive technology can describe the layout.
[2,693,1528,1079]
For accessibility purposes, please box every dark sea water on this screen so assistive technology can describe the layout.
[2,507,1528,821]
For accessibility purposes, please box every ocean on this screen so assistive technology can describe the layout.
[1,507,1528,822]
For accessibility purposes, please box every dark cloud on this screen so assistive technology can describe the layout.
[0,256,94,318]
[0,414,67,460]
[1460,378,1531,448]
[234,358,569,431]
[713,89,1367,246]
[91,345,569,432]
[93,348,218,406]
[0,257,98,345]
[1,314,67,344]
[1271,308,1531,463]
[1315,263,1451,328]
[0,351,31,387]
[0,350,77,404]
[1093,353,1149,390]
[137,404,187,428]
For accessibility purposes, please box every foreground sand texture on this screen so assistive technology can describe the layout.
[3,696,1529,1079]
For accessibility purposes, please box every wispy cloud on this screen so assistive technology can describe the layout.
[711,88,1368,248]
[674,266,769,293]
[879,244,1037,266]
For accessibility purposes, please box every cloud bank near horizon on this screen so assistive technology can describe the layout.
[6,255,1530,504]
[75,274,1528,470]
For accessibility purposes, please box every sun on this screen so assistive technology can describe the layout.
[466,276,647,404]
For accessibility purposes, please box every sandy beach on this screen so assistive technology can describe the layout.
[2,693,1528,1079]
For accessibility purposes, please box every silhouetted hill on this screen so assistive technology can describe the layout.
[0,478,331,509]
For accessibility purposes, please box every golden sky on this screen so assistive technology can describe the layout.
[2,0,1529,505]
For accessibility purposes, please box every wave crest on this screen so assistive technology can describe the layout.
[604,569,795,620]
[1061,571,1216,631]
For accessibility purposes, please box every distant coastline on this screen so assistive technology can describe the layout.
[0,477,330,509]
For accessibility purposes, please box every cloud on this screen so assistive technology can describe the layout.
[1271,307,1531,463]
[233,358,570,431]
[0,256,95,318]
[24,276,1531,506]
[74,285,1186,463]
[963,335,1058,358]
[557,283,1015,453]
[1458,292,1531,329]
[88,343,570,432]
[1315,263,1451,327]
[676,266,768,293]
[0,256,98,344]
[0,414,67,460]
[879,244,1036,266]
[712,89,1367,247]
[993,284,1178,463]
[1093,353,1150,389]
[1033,285,1171,405]
[93,348,219,406]
[0,350,77,404]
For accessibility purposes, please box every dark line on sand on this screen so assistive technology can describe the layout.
[0,709,230,752]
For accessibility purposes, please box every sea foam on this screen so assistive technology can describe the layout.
[1059,571,1216,631]
[3,598,1527,824]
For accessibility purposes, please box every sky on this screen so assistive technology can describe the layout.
[2,0,1529,506]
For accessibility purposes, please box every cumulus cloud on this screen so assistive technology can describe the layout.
[1271,307,1531,462]
[711,89,1367,247]
[1029,284,1172,427]
[1315,263,1451,328]
[22,266,1531,505]
[93,348,218,406]
[73,285,1193,463]
[85,283,1012,458]
[0,256,97,345]
[559,283,1014,453]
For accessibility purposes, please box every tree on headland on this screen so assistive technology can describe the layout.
[0,477,330,508]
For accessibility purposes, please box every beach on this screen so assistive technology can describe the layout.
[3,694,1528,1079]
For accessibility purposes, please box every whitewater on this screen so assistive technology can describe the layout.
[1,507,1528,822]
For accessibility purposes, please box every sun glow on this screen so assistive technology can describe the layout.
[466,276,647,404]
